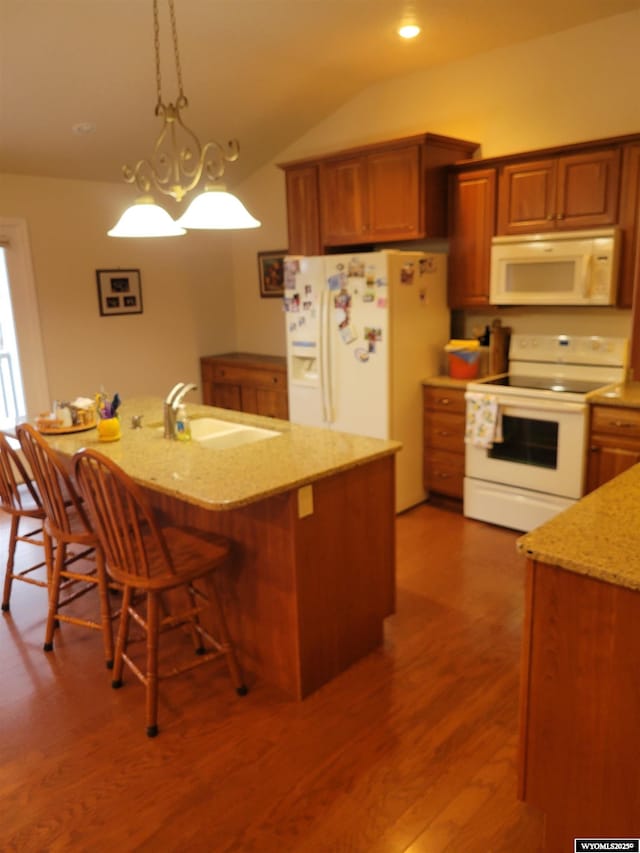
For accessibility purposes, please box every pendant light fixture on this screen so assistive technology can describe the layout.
[108,0,261,238]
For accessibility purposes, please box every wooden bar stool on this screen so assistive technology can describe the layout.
[0,432,49,612]
[15,424,116,667]
[72,447,248,738]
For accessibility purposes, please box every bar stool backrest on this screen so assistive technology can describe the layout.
[72,448,176,586]
[0,432,42,515]
[15,424,89,539]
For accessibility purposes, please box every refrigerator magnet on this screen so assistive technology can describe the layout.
[400,263,415,285]
[362,292,375,303]
[377,297,387,309]
[354,347,369,362]
[340,324,357,344]
[420,256,437,274]
[348,259,365,277]
[328,273,345,291]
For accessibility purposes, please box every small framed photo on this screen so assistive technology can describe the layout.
[96,269,143,316]
[258,250,287,298]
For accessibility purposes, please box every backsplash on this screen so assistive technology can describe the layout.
[457,307,631,342]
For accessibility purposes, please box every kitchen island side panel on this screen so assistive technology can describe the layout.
[147,455,396,700]
[293,454,396,698]
[519,559,640,851]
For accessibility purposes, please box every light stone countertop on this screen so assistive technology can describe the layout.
[37,397,400,511]
[517,463,640,592]
[587,380,640,409]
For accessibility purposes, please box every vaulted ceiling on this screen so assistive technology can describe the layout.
[3,0,640,189]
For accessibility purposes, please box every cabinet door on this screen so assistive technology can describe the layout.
[255,389,289,420]
[285,165,322,256]
[366,145,422,240]
[614,143,640,309]
[556,148,620,229]
[497,159,556,234]
[319,156,367,245]
[448,168,496,308]
[587,442,640,492]
[212,383,242,411]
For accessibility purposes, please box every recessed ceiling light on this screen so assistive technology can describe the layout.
[398,23,421,39]
[72,121,97,136]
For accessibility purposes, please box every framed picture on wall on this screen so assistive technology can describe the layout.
[258,250,287,298]
[96,269,143,316]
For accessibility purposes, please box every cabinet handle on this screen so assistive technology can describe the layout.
[546,214,554,220]
[272,376,278,384]
[436,430,451,437]
[610,420,635,428]
[436,472,452,479]
[590,446,600,452]
[438,397,451,405]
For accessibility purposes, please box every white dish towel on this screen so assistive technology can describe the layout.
[465,393,504,449]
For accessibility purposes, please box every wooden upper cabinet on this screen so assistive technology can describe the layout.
[284,165,322,256]
[319,155,369,244]
[617,143,640,310]
[320,144,422,245]
[279,133,478,254]
[497,147,621,234]
[448,167,496,309]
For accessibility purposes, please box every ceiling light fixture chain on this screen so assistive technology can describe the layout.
[121,0,240,203]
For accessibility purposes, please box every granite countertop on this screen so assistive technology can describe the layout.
[36,397,400,511]
[587,380,640,409]
[517,463,640,592]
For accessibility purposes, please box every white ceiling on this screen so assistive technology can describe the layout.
[3,0,640,189]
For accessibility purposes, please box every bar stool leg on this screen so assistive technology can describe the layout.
[205,574,247,696]
[1,516,19,611]
[145,591,160,738]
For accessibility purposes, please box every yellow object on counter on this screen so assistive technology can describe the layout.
[445,339,480,351]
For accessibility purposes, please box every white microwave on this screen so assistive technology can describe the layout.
[489,227,620,306]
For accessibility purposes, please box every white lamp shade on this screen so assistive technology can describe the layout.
[176,189,261,230]
[108,197,186,238]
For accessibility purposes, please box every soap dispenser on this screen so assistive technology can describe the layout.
[175,404,191,441]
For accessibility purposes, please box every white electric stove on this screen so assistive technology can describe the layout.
[464,334,629,532]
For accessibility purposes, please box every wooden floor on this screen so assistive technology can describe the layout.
[0,501,545,852]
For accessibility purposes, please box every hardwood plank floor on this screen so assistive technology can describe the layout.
[0,501,545,852]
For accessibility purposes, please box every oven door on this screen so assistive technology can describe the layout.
[465,395,587,499]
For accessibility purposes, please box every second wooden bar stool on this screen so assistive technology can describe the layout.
[16,424,116,667]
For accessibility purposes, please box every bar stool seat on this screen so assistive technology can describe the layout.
[73,447,248,737]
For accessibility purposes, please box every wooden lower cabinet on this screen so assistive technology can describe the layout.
[519,559,640,850]
[200,353,288,420]
[586,404,640,492]
[423,385,466,499]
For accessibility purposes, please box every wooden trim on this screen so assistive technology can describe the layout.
[451,130,640,172]
[278,132,479,170]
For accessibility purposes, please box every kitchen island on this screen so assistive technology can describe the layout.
[41,397,400,699]
[516,465,640,850]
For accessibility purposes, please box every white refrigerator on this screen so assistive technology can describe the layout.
[284,249,450,512]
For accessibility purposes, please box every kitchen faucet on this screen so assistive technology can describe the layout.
[163,382,197,439]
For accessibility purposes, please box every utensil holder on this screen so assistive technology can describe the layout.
[97,417,121,442]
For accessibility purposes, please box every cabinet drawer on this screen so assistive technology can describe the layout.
[424,449,465,499]
[423,386,466,415]
[591,405,640,439]
[424,411,465,452]
[212,364,286,389]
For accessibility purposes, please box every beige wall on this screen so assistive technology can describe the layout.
[0,174,236,409]
[231,9,640,354]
